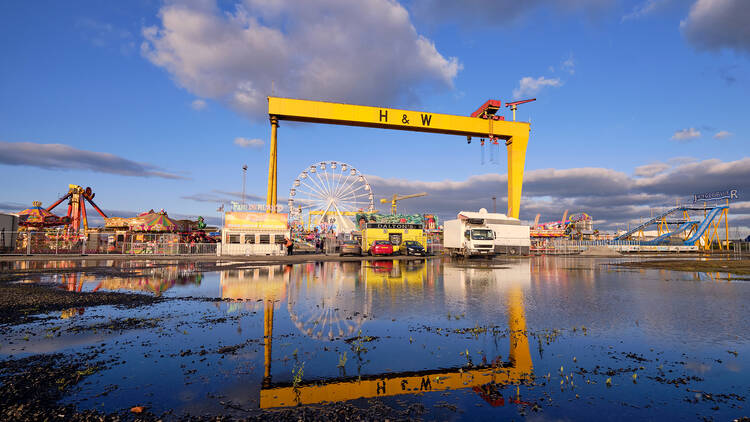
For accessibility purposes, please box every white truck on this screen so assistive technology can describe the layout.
[444,216,496,257]
[444,209,530,257]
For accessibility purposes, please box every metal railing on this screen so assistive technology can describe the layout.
[2,231,217,255]
[531,239,702,255]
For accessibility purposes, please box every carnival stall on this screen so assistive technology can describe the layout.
[221,211,289,256]
[104,210,181,254]
[15,201,69,253]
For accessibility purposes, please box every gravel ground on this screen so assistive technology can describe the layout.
[0,283,162,325]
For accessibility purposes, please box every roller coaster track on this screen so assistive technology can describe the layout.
[683,205,728,245]
[642,220,698,245]
[614,205,728,245]
[613,207,684,241]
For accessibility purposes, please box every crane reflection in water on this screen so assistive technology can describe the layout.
[218,259,535,409]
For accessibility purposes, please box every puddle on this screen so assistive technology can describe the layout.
[1,256,748,419]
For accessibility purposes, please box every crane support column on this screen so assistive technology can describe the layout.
[266,116,279,213]
[506,136,529,219]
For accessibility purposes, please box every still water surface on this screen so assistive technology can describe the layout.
[3,257,749,420]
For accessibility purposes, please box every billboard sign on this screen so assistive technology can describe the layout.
[225,212,288,230]
[230,202,284,212]
[692,189,738,203]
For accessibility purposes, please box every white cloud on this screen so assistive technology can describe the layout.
[141,0,461,119]
[512,76,562,99]
[411,0,615,26]
[191,99,207,110]
[621,0,661,21]
[0,141,186,179]
[634,162,670,177]
[671,127,701,141]
[560,55,575,74]
[76,18,135,54]
[681,0,750,53]
[234,137,264,148]
[714,130,732,139]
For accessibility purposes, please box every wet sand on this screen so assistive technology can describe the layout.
[0,283,162,325]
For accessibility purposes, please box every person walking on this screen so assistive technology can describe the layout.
[285,237,294,256]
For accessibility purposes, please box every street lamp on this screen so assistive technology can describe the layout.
[242,164,248,205]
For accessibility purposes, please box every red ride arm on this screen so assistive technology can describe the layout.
[86,197,108,218]
[46,193,71,211]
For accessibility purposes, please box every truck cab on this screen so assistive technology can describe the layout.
[463,228,495,254]
[443,217,496,257]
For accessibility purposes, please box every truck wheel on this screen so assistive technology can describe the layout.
[508,247,518,255]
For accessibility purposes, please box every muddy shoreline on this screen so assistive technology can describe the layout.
[0,284,162,325]
[0,353,426,422]
[614,258,750,275]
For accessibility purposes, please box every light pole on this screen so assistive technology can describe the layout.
[492,196,497,213]
[242,164,248,205]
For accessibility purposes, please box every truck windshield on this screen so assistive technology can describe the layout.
[471,229,494,240]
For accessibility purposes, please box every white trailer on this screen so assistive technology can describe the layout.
[443,216,496,257]
[0,213,18,253]
[450,209,530,256]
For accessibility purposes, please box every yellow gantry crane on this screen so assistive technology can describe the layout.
[380,192,427,215]
[266,97,532,219]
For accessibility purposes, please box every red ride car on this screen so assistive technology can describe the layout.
[369,240,394,256]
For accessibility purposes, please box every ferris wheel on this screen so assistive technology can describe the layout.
[288,161,374,230]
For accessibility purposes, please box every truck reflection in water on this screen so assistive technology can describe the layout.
[251,259,533,409]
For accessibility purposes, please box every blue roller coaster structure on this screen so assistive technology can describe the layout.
[613,203,730,250]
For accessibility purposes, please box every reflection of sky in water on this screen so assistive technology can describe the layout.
[2,257,749,420]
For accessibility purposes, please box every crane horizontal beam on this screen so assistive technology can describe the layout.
[260,364,531,408]
[393,192,427,201]
[268,97,530,140]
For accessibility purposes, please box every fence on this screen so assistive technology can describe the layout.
[532,239,701,255]
[2,231,217,255]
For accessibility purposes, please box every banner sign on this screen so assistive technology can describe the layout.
[692,189,738,203]
[225,212,288,229]
[231,202,284,212]
[366,222,423,230]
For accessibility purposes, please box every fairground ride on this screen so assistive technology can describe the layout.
[46,185,108,233]
[531,211,593,239]
[613,202,730,251]
[287,161,374,232]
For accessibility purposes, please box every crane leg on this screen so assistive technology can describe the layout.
[507,285,532,372]
[506,134,529,219]
[267,117,279,213]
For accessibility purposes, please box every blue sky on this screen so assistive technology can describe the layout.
[1,0,748,231]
